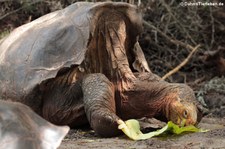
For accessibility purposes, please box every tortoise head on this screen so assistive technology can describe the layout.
[166,97,198,126]
[165,84,203,126]
[121,74,204,126]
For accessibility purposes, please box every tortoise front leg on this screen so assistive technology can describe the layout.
[82,73,122,137]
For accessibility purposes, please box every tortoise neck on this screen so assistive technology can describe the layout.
[118,91,169,120]
[118,80,177,121]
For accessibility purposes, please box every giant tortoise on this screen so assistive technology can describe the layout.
[0,100,69,149]
[0,2,203,137]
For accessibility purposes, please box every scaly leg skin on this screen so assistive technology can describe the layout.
[81,73,122,137]
[41,79,88,127]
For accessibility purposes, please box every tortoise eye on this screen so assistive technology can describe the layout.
[183,110,188,118]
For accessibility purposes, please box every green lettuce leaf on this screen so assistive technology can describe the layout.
[118,119,207,140]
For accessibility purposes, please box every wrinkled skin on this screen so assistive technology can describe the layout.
[0,2,202,138]
[0,100,69,149]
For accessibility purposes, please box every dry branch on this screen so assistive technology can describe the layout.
[162,44,201,80]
